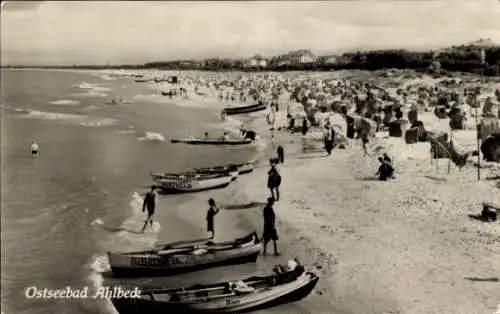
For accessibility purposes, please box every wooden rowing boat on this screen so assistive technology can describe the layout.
[151,170,239,182]
[222,103,267,116]
[171,139,253,145]
[194,162,255,176]
[107,232,262,277]
[154,174,233,193]
[111,263,319,313]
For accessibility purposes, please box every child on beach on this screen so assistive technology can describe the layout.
[263,197,279,256]
[206,198,219,239]
[267,159,281,201]
[362,135,370,157]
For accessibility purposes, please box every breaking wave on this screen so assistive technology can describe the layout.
[48,99,81,105]
[138,132,165,141]
[17,110,118,127]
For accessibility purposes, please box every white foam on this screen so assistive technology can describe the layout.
[86,254,119,314]
[91,218,105,226]
[48,99,81,105]
[92,87,112,92]
[20,110,117,127]
[71,92,108,98]
[138,132,165,141]
[100,75,116,81]
[73,82,95,89]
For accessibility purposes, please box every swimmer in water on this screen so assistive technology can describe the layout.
[30,141,39,159]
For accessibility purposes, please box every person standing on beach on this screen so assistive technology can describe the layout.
[323,123,335,155]
[267,158,281,201]
[30,141,39,159]
[277,146,285,164]
[263,197,279,256]
[141,185,157,232]
[206,198,219,239]
[302,118,309,136]
[362,134,370,157]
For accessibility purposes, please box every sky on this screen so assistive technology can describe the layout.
[1,0,500,65]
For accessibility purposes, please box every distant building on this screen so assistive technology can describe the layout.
[318,55,338,64]
[270,49,317,66]
[243,55,267,68]
[286,49,317,64]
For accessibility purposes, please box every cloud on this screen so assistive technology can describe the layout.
[1,1,44,12]
[1,0,500,65]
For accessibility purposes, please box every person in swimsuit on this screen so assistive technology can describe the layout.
[30,141,39,159]
[263,197,279,256]
[141,185,157,232]
[267,159,281,201]
[206,198,219,239]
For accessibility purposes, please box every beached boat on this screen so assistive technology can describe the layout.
[222,103,267,116]
[155,174,233,192]
[171,138,253,145]
[107,232,262,277]
[111,263,319,313]
[151,169,239,182]
[194,162,255,175]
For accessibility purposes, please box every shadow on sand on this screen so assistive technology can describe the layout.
[464,277,499,282]
[467,214,497,223]
[298,155,327,159]
[424,175,448,182]
[101,226,144,235]
[357,176,382,182]
[222,202,267,210]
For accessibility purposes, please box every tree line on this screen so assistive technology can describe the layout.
[4,47,499,76]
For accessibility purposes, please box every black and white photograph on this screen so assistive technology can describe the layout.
[1,1,500,314]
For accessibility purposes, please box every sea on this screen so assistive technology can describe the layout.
[0,69,327,314]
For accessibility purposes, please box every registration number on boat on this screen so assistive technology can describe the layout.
[169,255,194,265]
[226,299,240,305]
[161,181,193,189]
[130,257,162,266]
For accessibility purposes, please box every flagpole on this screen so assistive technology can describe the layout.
[476,48,485,181]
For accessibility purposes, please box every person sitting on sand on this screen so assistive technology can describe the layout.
[222,132,229,141]
[141,185,157,232]
[376,157,394,181]
[263,197,279,256]
[203,132,209,140]
[267,159,281,201]
[206,198,219,239]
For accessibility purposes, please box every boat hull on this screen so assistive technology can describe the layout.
[109,249,260,278]
[171,139,252,145]
[111,272,319,314]
[108,240,262,276]
[223,104,267,116]
[156,175,232,193]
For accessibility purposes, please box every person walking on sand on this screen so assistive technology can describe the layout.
[362,134,371,157]
[267,158,281,201]
[263,197,279,256]
[277,146,285,164]
[30,141,39,159]
[323,124,334,156]
[141,185,157,232]
[206,198,219,239]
